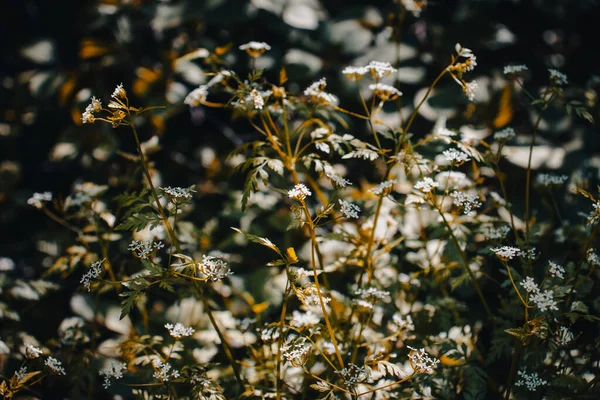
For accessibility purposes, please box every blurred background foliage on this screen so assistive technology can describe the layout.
[1,0,600,345]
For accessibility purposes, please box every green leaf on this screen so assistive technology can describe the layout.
[116,212,161,232]
[141,259,163,275]
[231,227,282,255]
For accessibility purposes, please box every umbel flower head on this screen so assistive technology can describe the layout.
[239,41,271,57]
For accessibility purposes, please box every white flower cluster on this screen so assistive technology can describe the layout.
[518,247,537,260]
[288,183,312,201]
[587,249,599,266]
[369,83,402,101]
[443,148,471,164]
[161,186,196,201]
[464,80,478,102]
[342,61,397,80]
[281,339,311,367]
[199,255,233,282]
[451,191,482,216]
[184,70,233,107]
[128,240,164,259]
[45,356,66,375]
[494,127,516,141]
[520,276,559,312]
[369,180,397,196]
[25,344,43,359]
[548,261,565,279]
[454,44,477,70]
[515,369,547,391]
[112,83,126,99]
[354,287,390,310]
[290,310,320,328]
[239,41,271,52]
[483,225,511,240]
[27,192,53,209]
[82,96,102,124]
[303,78,339,105]
[15,366,28,382]
[152,360,180,382]
[80,259,104,292]
[548,69,568,85]
[503,65,528,75]
[407,346,439,374]
[338,199,361,219]
[414,177,439,193]
[490,246,520,261]
[249,89,264,110]
[165,322,195,339]
[335,363,369,387]
[99,361,127,389]
[536,173,568,187]
[390,313,415,335]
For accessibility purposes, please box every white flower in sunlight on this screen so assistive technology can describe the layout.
[199,256,233,282]
[304,78,339,105]
[250,89,264,110]
[451,191,482,216]
[111,83,126,99]
[165,322,195,339]
[27,192,52,209]
[338,199,360,219]
[549,261,565,279]
[290,310,320,328]
[520,276,539,293]
[152,360,180,382]
[464,80,478,101]
[99,361,126,389]
[369,83,402,101]
[128,240,164,259]
[81,259,104,292]
[184,85,209,107]
[530,289,558,312]
[443,148,471,165]
[407,346,439,374]
[515,369,547,391]
[494,127,516,141]
[548,69,568,85]
[503,65,528,75]
[414,178,439,193]
[25,344,43,359]
[366,61,397,78]
[342,66,368,81]
[239,41,271,57]
[288,183,312,201]
[491,246,520,261]
[45,357,66,375]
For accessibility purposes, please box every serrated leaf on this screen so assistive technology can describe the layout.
[231,228,282,255]
[116,212,161,232]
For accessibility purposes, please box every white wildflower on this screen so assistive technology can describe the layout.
[15,366,28,382]
[152,360,180,382]
[483,225,511,240]
[451,191,482,216]
[161,186,196,202]
[536,173,568,187]
[390,313,415,334]
[290,310,320,328]
[288,183,312,201]
[184,85,209,107]
[366,61,397,78]
[443,148,471,165]
[342,66,368,81]
[369,83,402,101]
[530,289,559,312]
[464,80,478,101]
[111,83,126,99]
[520,277,539,294]
[515,369,547,391]
[239,41,271,57]
[407,346,439,374]
[45,357,66,375]
[587,249,599,266]
[80,259,104,292]
[250,89,264,110]
[503,65,528,75]
[548,69,568,85]
[338,199,360,219]
[518,247,537,260]
[549,261,565,279]
[414,177,439,193]
[25,344,43,359]
[99,361,127,389]
[165,323,195,339]
[27,192,52,209]
[281,339,311,367]
[491,246,520,261]
[354,287,390,309]
[82,96,102,124]
[128,240,164,259]
[336,363,369,386]
[303,78,339,105]
[199,256,233,282]
[369,180,397,196]
[494,127,516,141]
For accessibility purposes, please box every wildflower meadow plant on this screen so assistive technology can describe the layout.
[2,1,600,399]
